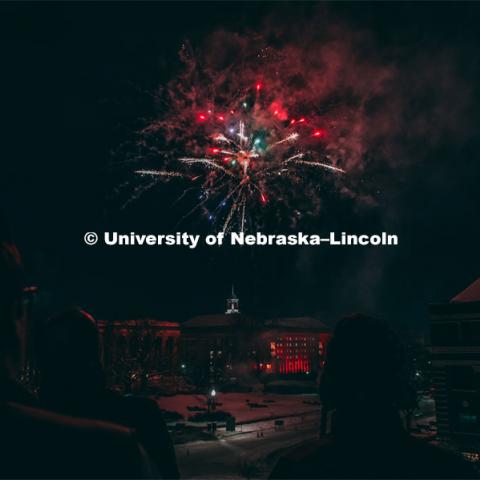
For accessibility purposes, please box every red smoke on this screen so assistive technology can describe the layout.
[132,10,472,225]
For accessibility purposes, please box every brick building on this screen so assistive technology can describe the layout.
[97,318,181,390]
[429,278,480,459]
[181,287,331,386]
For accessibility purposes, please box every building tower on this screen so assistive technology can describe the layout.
[225,285,239,314]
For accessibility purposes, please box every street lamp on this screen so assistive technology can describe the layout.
[207,388,216,413]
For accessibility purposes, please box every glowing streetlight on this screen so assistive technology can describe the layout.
[207,388,217,413]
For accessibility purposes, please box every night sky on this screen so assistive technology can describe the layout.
[1,2,480,336]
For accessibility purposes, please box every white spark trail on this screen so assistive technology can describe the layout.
[238,121,248,145]
[222,186,244,233]
[284,153,304,163]
[240,196,246,233]
[272,132,299,147]
[178,158,234,176]
[291,160,345,174]
[135,170,185,178]
[213,134,231,143]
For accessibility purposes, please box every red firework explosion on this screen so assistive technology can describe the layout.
[135,82,345,232]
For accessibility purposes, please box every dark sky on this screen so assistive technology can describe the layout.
[1,2,480,336]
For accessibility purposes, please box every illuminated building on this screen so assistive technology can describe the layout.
[429,277,480,457]
[97,319,181,388]
[95,289,331,389]
[258,317,330,375]
[181,288,331,385]
[180,287,254,385]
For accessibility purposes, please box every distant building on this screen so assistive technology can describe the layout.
[180,287,255,385]
[259,317,331,375]
[429,278,480,459]
[95,288,331,391]
[97,319,181,389]
[181,287,331,385]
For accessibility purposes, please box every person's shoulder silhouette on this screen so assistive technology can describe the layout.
[38,308,179,479]
[270,314,479,479]
[1,400,155,479]
[100,390,180,480]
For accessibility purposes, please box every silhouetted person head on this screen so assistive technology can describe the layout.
[319,314,416,435]
[271,314,480,478]
[0,225,26,380]
[38,308,105,399]
[38,309,181,479]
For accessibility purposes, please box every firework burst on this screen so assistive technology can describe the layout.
[134,82,346,232]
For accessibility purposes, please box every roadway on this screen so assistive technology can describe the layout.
[175,413,321,479]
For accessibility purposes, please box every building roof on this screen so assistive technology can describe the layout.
[97,318,180,328]
[181,313,245,329]
[264,316,330,332]
[450,278,480,303]
[181,314,330,332]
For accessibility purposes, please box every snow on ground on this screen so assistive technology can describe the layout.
[155,392,320,424]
